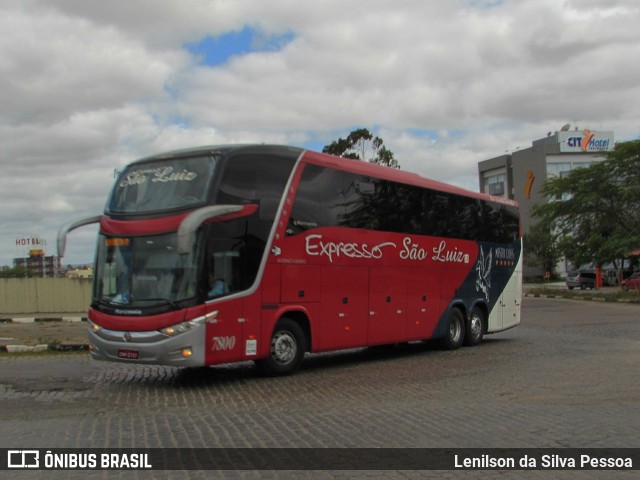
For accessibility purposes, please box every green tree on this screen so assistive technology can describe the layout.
[323,128,400,169]
[523,219,562,277]
[0,265,34,278]
[532,140,640,271]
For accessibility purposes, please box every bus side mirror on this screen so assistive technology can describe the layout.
[57,215,102,258]
[177,204,257,255]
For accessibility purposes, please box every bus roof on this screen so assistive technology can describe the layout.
[125,144,517,209]
[128,144,304,165]
[300,149,519,209]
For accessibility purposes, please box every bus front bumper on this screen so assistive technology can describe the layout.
[87,319,206,367]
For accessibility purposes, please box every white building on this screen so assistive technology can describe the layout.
[478,126,615,276]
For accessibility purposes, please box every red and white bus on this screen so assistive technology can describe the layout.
[58,145,521,375]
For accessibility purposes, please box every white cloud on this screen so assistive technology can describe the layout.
[0,4,184,126]
[1,0,639,267]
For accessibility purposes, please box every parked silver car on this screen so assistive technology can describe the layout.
[566,271,596,290]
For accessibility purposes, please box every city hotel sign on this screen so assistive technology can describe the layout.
[15,237,48,257]
[16,236,47,247]
[558,129,614,153]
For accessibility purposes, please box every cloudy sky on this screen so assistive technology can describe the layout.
[2,0,639,267]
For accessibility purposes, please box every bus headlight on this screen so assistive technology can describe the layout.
[160,316,206,337]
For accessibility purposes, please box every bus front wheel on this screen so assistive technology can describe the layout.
[255,318,306,376]
[439,308,465,350]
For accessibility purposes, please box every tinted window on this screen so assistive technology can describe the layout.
[200,154,296,298]
[93,233,198,308]
[287,164,367,234]
[202,219,265,298]
[289,164,520,243]
[109,156,216,213]
[216,154,295,222]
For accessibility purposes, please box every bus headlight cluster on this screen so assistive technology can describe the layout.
[160,316,206,337]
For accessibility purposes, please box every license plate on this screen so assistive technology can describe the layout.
[117,349,139,360]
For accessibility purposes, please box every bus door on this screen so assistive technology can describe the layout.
[204,298,244,365]
[203,244,246,365]
[319,266,368,350]
[368,269,407,345]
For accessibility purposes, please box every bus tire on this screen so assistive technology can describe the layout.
[439,308,465,350]
[464,307,485,347]
[255,318,306,376]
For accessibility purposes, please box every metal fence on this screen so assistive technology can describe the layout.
[0,278,92,315]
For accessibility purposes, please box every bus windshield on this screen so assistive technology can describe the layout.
[109,155,217,214]
[94,233,198,308]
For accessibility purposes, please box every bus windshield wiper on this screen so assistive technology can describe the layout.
[136,298,182,309]
[94,298,116,308]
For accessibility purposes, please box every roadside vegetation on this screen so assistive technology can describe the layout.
[526,286,640,304]
[526,140,640,282]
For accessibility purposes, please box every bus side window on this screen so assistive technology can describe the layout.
[288,164,375,235]
[287,164,324,235]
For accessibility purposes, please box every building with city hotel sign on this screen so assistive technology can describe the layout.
[477,126,614,277]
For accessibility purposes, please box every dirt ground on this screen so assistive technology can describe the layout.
[0,320,89,346]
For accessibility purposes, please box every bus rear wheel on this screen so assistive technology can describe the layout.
[439,308,465,350]
[464,307,485,346]
[255,318,306,376]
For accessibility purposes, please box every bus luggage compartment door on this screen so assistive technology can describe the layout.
[280,265,321,303]
[319,266,369,350]
[368,269,407,345]
[405,269,440,341]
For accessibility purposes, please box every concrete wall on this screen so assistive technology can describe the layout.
[0,278,92,315]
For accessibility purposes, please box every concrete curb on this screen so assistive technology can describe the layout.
[524,292,640,304]
[0,343,89,353]
[0,316,89,353]
[0,317,87,323]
